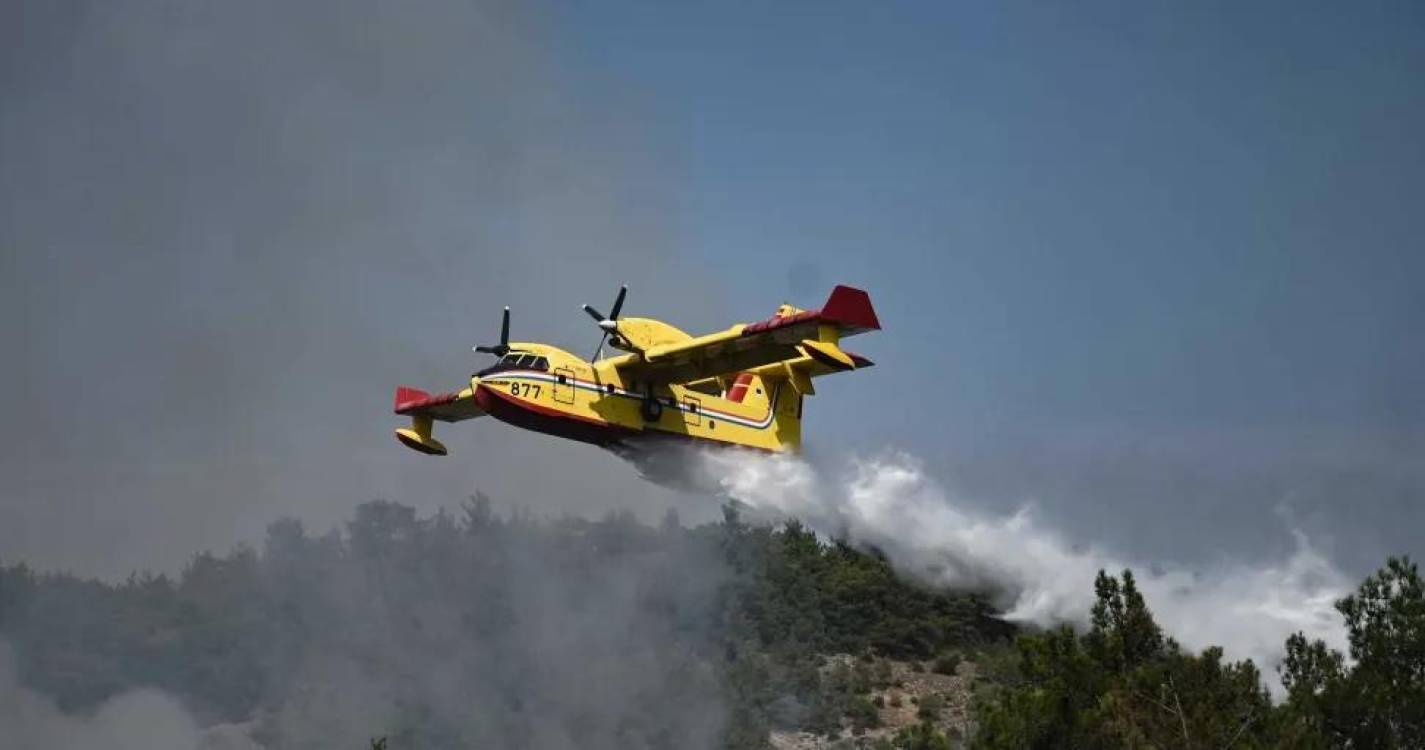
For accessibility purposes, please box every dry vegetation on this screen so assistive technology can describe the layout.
[769,655,977,749]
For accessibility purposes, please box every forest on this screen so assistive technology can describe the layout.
[0,497,1420,749]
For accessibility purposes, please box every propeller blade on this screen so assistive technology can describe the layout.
[584,286,628,361]
[474,307,511,357]
[590,331,609,363]
[609,285,627,320]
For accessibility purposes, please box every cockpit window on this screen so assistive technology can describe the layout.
[476,353,549,378]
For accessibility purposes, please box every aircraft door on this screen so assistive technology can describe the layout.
[553,367,576,405]
[682,395,702,426]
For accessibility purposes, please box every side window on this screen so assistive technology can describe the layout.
[533,357,549,371]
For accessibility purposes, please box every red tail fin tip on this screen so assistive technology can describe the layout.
[820,285,881,333]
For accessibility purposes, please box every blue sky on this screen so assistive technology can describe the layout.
[554,1,1422,435]
[542,1,1425,565]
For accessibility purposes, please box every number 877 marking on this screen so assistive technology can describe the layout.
[510,382,541,399]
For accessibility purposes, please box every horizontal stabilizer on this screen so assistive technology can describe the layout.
[800,339,856,371]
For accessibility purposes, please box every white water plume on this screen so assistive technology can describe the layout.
[703,448,1349,680]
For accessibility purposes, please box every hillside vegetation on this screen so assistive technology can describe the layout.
[0,498,1008,748]
[1,498,1420,749]
[972,557,1425,750]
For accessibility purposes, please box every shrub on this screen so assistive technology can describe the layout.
[852,660,875,694]
[932,652,961,675]
[848,695,881,732]
[917,692,944,720]
[894,722,951,750]
[872,658,895,688]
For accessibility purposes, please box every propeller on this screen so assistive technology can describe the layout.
[582,285,627,362]
[473,306,512,357]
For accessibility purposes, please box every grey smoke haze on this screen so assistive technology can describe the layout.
[249,507,730,749]
[0,640,212,750]
[0,503,732,749]
[1,0,728,577]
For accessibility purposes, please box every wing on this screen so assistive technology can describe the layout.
[615,285,880,385]
[392,385,485,455]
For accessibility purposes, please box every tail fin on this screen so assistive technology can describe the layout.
[818,284,881,336]
[717,286,878,453]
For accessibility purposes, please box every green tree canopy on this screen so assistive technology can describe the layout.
[1281,556,1425,749]
[973,568,1274,749]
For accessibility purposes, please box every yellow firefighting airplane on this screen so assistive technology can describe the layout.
[392,285,880,456]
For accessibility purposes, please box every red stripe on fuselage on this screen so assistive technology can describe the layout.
[473,381,781,453]
[475,383,631,447]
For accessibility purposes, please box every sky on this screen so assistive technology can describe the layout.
[2,0,1422,578]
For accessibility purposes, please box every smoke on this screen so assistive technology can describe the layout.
[0,500,730,749]
[705,448,1350,678]
[0,640,210,750]
[0,0,721,578]
[243,508,730,750]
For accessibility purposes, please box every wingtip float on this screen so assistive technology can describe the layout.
[392,284,880,457]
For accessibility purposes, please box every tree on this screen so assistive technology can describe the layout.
[461,491,496,534]
[973,568,1276,749]
[1085,569,1163,673]
[1281,556,1425,749]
